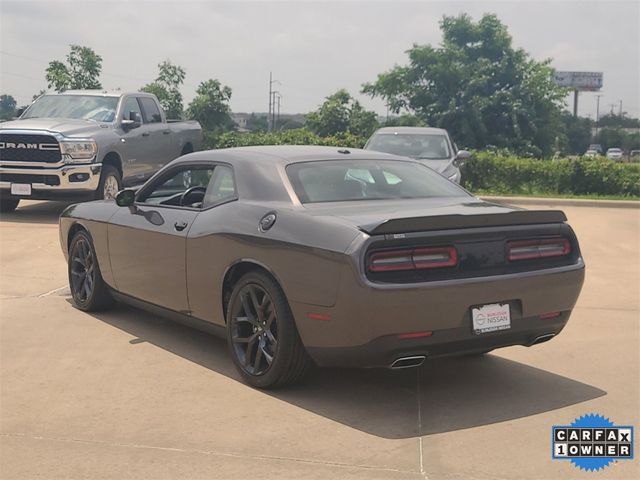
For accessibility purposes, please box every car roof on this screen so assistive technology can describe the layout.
[45,90,143,98]
[179,145,414,166]
[372,126,449,135]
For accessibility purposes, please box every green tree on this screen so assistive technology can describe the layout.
[0,94,17,120]
[45,45,102,92]
[383,113,426,127]
[598,113,640,129]
[306,89,378,137]
[557,113,593,155]
[246,113,268,132]
[142,60,186,119]
[362,13,566,157]
[186,79,233,133]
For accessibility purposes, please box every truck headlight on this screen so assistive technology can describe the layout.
[60,140,97,161]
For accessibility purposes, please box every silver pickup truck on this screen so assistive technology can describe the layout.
[0,90,202,212]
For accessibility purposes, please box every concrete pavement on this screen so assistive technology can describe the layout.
[0,200,638,479]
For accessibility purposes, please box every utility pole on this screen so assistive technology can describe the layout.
[276,94,281,130]
[619,100,622,117]
[271,91,280,131]
[595,94,604,139]
[267,72,281,132]
[608,103,616,115]
[573,89,579,117]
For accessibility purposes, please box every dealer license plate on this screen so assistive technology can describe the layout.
[10,183,32,196]
[472,303,511,334]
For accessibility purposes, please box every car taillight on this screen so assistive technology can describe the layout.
[507,238,571,261]
[368,246,457,272]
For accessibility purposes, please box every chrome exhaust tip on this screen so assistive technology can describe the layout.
[530,333,556,346]
[390,355,426,369]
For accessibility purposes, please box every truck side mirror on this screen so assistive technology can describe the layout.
[122,111,141,130]
[15,107,25,118]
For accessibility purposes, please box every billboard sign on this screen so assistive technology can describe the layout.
[553,71,603,91]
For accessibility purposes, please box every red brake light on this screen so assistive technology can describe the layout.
[369,246,457,272]
[507,238,571,261]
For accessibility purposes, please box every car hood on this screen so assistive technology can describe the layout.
[413,158,453,173]
[0,118,109,138]
[304,198,567,234]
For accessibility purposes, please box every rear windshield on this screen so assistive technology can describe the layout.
[286,160,468,204]
[366,133,451,159]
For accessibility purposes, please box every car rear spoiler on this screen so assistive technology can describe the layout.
[367,210,568,235]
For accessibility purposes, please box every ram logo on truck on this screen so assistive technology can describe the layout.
[0,142,60,151]
[0,90,202,213]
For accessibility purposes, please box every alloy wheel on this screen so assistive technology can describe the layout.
[230,284,278,375]
[103,175,119,199]
[70,237,95,303]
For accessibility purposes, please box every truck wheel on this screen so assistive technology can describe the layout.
[96,165,122,200]
[226,271,312,389]
[68,230,114,311]
[0,198,20,213]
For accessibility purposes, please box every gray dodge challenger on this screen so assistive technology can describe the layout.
[59,146,585,388]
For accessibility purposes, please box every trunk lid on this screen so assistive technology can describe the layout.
[304,198,567,234]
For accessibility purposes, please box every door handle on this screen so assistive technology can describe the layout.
[141,132,150,137]
[162,130,171,135]
[174,221,188,231]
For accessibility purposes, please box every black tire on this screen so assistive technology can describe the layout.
[0,198,20,213]
[95,164,122,200]
[68,230,114,311]
[226,271,312,388]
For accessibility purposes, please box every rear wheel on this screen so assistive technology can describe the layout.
[226,271,312,388]
[0,198,20,213]
[96,165,122,200]
[68,230,114,311]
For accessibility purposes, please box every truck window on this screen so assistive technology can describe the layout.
[140,97,162,123]
[121,97,142,121]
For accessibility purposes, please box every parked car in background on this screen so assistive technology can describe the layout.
[59,146,585,388]
[605,148,623,161]
[584,149,599,157]
[0,90,202,212]
[364,127,470,184]
[630,150,640,162]
[588,144,603,154]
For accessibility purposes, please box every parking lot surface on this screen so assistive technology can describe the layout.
[1,200,638,479]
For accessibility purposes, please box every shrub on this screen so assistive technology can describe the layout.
[206,128,366,150]
[461,152,640,198]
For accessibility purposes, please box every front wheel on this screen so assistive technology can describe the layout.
[96,165,122,200]
[226,271,312,388]
[0,198,20,213]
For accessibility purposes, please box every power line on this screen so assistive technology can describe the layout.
[0,50,149,83]
[0,71,42,81]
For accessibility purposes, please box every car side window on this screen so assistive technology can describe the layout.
[122,96,142,121]
[203,165,236,208]
[140,97,162,123]
[138,165,215,208]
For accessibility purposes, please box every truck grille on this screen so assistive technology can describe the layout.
[0,133,62,163]
[0,173,60,185]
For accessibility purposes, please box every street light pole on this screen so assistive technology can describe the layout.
[595,94,603,139]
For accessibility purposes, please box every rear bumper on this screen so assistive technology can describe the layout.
[291,261,585,366]
[307,312,569,368]
[0,163,101,200]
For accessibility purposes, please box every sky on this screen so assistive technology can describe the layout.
[1,0,638,119]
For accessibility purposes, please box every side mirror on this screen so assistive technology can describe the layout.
[15,107,26,118]
[121,111,141,130]
[454,149,471,166]
[115,189,136,207]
